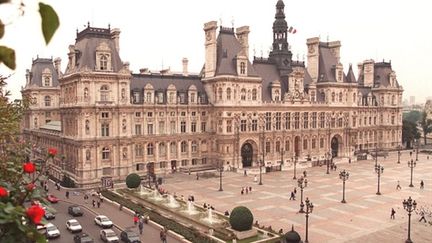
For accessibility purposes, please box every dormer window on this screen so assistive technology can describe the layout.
[42,68,52,87]
[240,62,246,74]
[44,96,51,107]
[96,42,112,71]
[100,55,108,70]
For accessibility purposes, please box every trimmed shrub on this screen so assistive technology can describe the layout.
[229,206,254,231]
[126,173,141,189]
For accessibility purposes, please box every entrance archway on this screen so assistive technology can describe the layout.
[331,135,343,157]
[241,143,253,167]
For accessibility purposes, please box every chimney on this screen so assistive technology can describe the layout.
[328,41,341,63]
[139,68,149,74]
[236,26,250,58]
[306,37,320,82]
[182,58,189,76]
[357,62,363,79]
[25,69,30,85]
[54,57,61,76]
[67,45,76,71]
[111,28,121,52]
[363,59,374,87]
[203,21,218,78]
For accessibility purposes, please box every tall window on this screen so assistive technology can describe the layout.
[159,143,166,156]
[265,141,271,153]
[312,138,316,149]
[252,89,257,101]
[191,141,198,153]
[191,122,196,133]
[135,124,142,135]
[100,55,108,70]
[85,120,90,135]
[135,144,143,157]
[201,121,206,132]
[44,96,51,107]
[190,93,195,103]
[181,121,186,133]
[218,88,223,101]
[320,138,324,148]
[226,120,232,133]
[319,112,325,128]
[102,147,110,160]
[275,90,280,101]
[240,62,246,74]
[303,112,309,129]
[227,88,231,100]
[240,120,247,132]
[147,124,153,135]
[265,112,272,130]
[101,124,109,137]
[100,85,109,101]
[294,112,300,129]
[303,139,308,150]
[147,143,154,155]
[159,121,165,134]
[275,141,281,153]
[252,120,257,131]
[241,89,246,101]
[146,92,152,103]
[170,121,176,134]
[275,112,281,130]
[285,112,291,130]
[44,77,50,86]
[181,141,187,153]
[170,142,176,155]
[312,112,317,129]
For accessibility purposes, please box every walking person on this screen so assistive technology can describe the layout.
[138,221,144,235]
[92,199,96,208]
[133,214,139,226]
[97,200,101,208]
[396,181,402,190]
[244,170,247,176]
[289,191,295,200]
[253,175,258,183]
[160,228,167,243]
[420,180,424,189]
[390,208,396,219]
[303,171,307,177]
[419,210,427,223]
[293,187,297,195]
[65,191,69,199]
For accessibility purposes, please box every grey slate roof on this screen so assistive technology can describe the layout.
[346,64,357,83]
[28,58,59,87]
[253,62,281,102]
[374,62,399,87]
[131,73,206,94]
[215,27,259,77]
[317,42,348,83]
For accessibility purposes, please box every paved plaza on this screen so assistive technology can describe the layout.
[163,151,432,243]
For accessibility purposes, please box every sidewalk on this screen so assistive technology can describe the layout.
[48,180,184,243]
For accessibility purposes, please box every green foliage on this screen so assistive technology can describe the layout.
[420,111,432,145]
[61,175,76,188]
[125,173,141,189]
[39,3,60,44]
[229,206,254,232]
[402,120,420,148]
[0,1,59,70]
[403,110,422,124]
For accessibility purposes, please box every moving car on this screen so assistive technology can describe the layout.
[94,215,113,228]
[44,211,55,220]
[45,223,60,239]
[120,228,141,243]
[47,194,59,203]
[100,229,119,243]
[68,205,83,216]
[66,219,83,233]
[73,232,94,243]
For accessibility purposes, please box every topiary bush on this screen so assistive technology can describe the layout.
[126,173,141,189]
[229,206,254,231]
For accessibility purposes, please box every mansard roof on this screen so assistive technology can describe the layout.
[215,27,258,77]
[130,73,206,94]
[373,61,400,88]
[253,62,281,102]
[27,57,59,87]
[346,64,357,83]
[317,42,348,83]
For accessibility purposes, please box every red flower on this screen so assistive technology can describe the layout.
[26,183,36,191]
[23,162,36,174]
[26,205,45,224]
[0,187,8,197]
[48,148,57,157]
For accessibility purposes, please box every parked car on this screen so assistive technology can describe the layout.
[100,229,119,243]
[44,211,55,220]
[68,205,83,216]
[73,232,94,243]
[45,223,60,239]
[120,228,141,243]
[94,215,113,228]
[66,219,83,233]
[47,194,59,203]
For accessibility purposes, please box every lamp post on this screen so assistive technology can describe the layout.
[374,144,378,167]
[298,176,308,213]
[402,196,417,243]
[304,197,314,243]
[397,145,401,164]
[218,160,224,191]
[407,159,416,187]
[326,152,331,174]
[280,147,284,170]
[293,156,297,180]
[415,140,419,162]
[339,170,349,203]
[375,164,384,195]
[259,159,263,185]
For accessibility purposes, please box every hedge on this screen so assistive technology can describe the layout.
[229,206,253,231]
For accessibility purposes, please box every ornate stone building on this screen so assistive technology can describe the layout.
[22,0,403,187]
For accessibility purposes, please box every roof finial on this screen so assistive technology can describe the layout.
[219,15,223,27]
[291,224,294,231]
[108,23,111,30]
[87,21,90,27]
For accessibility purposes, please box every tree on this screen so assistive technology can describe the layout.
[229,206,254,232]
[403,110,421,124]
[420,110,432,145]
[126,173,141,189]
[402,120,420,148]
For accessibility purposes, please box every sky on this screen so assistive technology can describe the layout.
[1,0,431,103]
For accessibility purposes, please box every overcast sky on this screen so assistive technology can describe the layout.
[1,0,431,103]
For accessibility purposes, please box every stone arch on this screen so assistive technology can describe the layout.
[240,139,258,168]
[331,134,343,157]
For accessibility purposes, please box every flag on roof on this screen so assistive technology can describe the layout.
[288,26,297,34]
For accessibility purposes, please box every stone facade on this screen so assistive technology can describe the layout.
[22,0,403,188]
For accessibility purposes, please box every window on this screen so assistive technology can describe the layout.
[252,120,257,131]
[135,112,141,117]
[303,112,309,129]
[147,112,153,117]
[44,76,50,86]
[339,92,343,102]
[319,112,325,128]
[169,92,175,103]
[133,92,140,103]
[331,92,335,102]
[285,140,290,151]
[191,112,196,116]
[159,143,166,156]
[135,124,142,135]
[147,124,153,135]
[320,138,324,148]
[156,92,164,104]
[218,88,223,100]
[226,120,232,133]
[101,124,109,137]
[146,92,152,103]
[241,89,246,101]
[275,90,280,101]
[285,112,291,130]
[227,88,232,100]
[303,139,308,150]
[266,112,271,130]
[240,120,247,132]
[294,112,300,129]
[181,121,186,133]
[201,121,206,132]
[312,112,317,129]
[147,143,154,155]
[44,96,51,107]
[179,93,186,104]
[100,147,111,160]
[170,121,176,134]
[391,116,395,125]
[240,62,246,74]
[190,93,196,103]
[275,112,281,130]
[265,141,270,154]
[275,141,281,153]
[101,112,109,118]
[312,139,316,149]
[170,142,176,155]
[181,141,187,153]
[100,85,109,101]
[191,141,198,153]
[191,122,196,133]
[100,55,108,70]
[252,89,257,101]
[135,144,143,157]
[159,121,165,134]
[85,120,90,135]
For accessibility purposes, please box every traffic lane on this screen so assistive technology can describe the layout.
[47,200,121,243]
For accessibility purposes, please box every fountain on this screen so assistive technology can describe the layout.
[151,189,163,201]
[185,201,199,215]
[202,208,221,224]
[139,185,149,195]
[166,194,180,208]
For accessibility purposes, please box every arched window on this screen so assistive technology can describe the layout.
[240,62,246,74]
[240,89,246,101]
[181,141,187,153]
[147,143,154,155]
[252,89,257,100]
[102,147,110,160]
[100,55,108,70]
[218,88,223,101]
[275,90,280,101]
[170,142,176,155]
[159,143,166,156]
[44,96,51,107]
[226,88,231,100]
[191,140,198,153]
[100,85,109,101]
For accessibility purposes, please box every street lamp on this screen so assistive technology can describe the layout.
[292,156,297,180]
[402,196,417,243]
[407,159,416,187]
[259,159,263,185]
[326,152,331,174]
[217,160,224,191]
[375,164,384,195]
[280,147,284,170]
[415,140,419,162]
[397,145,401,164]
[374,144,378,167]
[304,197,314,243]
[298,176,308,213]
[339,170,349,203]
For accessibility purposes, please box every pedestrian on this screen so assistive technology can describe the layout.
[249,186,252,192]
[334,164,337,171]
[97,201,101,208]
[224,210,229,216]
[92,199,96,207]
[203,203,207,209]
[303,171,307,177]
[396,181,401,190]
[133,215,139,225]
[244,170,247,176]
[160,228,167,243]
[119,204,123,211]
[65,191,69,199]
[419,210,427,223]
[293,187,297,194]
[188,168,191,175]
[196,173,199,180]
[138,221,144,235]
[390,208,396,219]
[56,183,60,190]
[245,187,249,194]
[44,184,49,192]
[253,175,258,183]
[191,195,195,202]
[349,158,351,164]
[289,191,295,200]
[420,180,424,189]
[241,188,244,195]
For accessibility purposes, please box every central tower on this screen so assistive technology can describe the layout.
[269,0,292,77]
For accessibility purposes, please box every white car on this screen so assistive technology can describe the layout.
[100,229,119,243]
[66,219,82,233]
[94,215,113,228]
[45,223,60,239]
